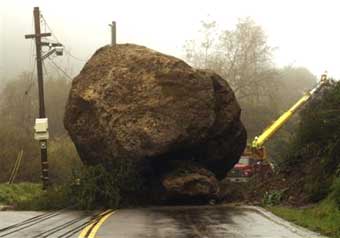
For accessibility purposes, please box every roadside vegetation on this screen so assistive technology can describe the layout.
[267,82,340,237]
[269,197,340,238]
[0,183,41,208]
[0,163,146,210]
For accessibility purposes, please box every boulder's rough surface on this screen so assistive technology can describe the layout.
[64,44,246,201]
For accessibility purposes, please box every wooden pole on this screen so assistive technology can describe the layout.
[111,21,116,46]
[32,7,49,190]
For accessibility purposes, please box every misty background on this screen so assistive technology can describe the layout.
[1,0,340,80]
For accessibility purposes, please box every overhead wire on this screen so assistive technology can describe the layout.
[24,61,36,95]
[25,15,36,96]
[42,61,49,79]
[48,59,73,80]
[35,12,74,80]
[41,13,88,62]
[39,11,87,81]
[64,50,87,62]
[28,15,35,68]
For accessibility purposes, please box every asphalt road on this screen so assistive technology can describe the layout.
[0,205,327,238]
[0,210,96,238]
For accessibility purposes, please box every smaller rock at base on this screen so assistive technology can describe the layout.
[162,167,220,202]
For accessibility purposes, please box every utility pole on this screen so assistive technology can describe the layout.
[109,21,116,46]
[25,7,51,190]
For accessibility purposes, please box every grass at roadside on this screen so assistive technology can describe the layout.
[0,183,71,210]
[268,198,340,238]
[0,183,42,208]
[0,163,146,210]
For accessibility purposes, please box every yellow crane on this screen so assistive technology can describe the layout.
[245,72,330,161]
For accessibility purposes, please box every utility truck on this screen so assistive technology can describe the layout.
[227,72,330,182]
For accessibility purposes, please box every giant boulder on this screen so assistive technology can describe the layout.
[64,44,246,200]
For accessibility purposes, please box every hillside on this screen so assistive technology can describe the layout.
[231,81,340,237]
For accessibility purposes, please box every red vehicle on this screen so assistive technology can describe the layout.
[226,156,273,182]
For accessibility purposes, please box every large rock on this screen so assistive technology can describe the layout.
[64,44,246,201]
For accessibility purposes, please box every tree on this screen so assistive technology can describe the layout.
[185,18,278,105]
[185,20,218,69]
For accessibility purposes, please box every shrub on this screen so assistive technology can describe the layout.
[281,82,340,202]
[262,189,287,206]
[331,177,340,209]
[63,160,146,209]
[68,165,121,209]
[48,137,82,184]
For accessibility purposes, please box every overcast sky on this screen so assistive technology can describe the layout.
[1,0,339,80]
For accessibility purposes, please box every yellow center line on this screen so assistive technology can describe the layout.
[79,209,116,238]
[88,210,115,238]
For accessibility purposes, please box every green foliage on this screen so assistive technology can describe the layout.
[68,165,121,209]
[269,199,340,238]
[52,160,145,210]
[282,82,340,202]
[0,159,146,210]
[303,172,333,202]
[295,82,340,148]
[48,138,82,184]
[265,83,340,238]
[0,119,40,182]
[330,177,340,209]
[0,183,75,210]
[16,186,71,210]
[0,183,42,206]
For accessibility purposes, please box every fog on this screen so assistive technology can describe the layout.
[1,0,340,79]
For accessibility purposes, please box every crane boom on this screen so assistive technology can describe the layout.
[251,73,329,150]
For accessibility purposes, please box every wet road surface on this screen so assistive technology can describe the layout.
[97,205,326,238]
[0,210,96,238]
[0,205,326,238]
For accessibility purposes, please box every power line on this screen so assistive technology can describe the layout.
[28,15,35,69]
[64,50,88,62]
[48,58,73,80]
[40,14,60,43]
[25,60,36,95]
[41,13,88,62]
[42,61,49,79]
[39,13,74,80]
